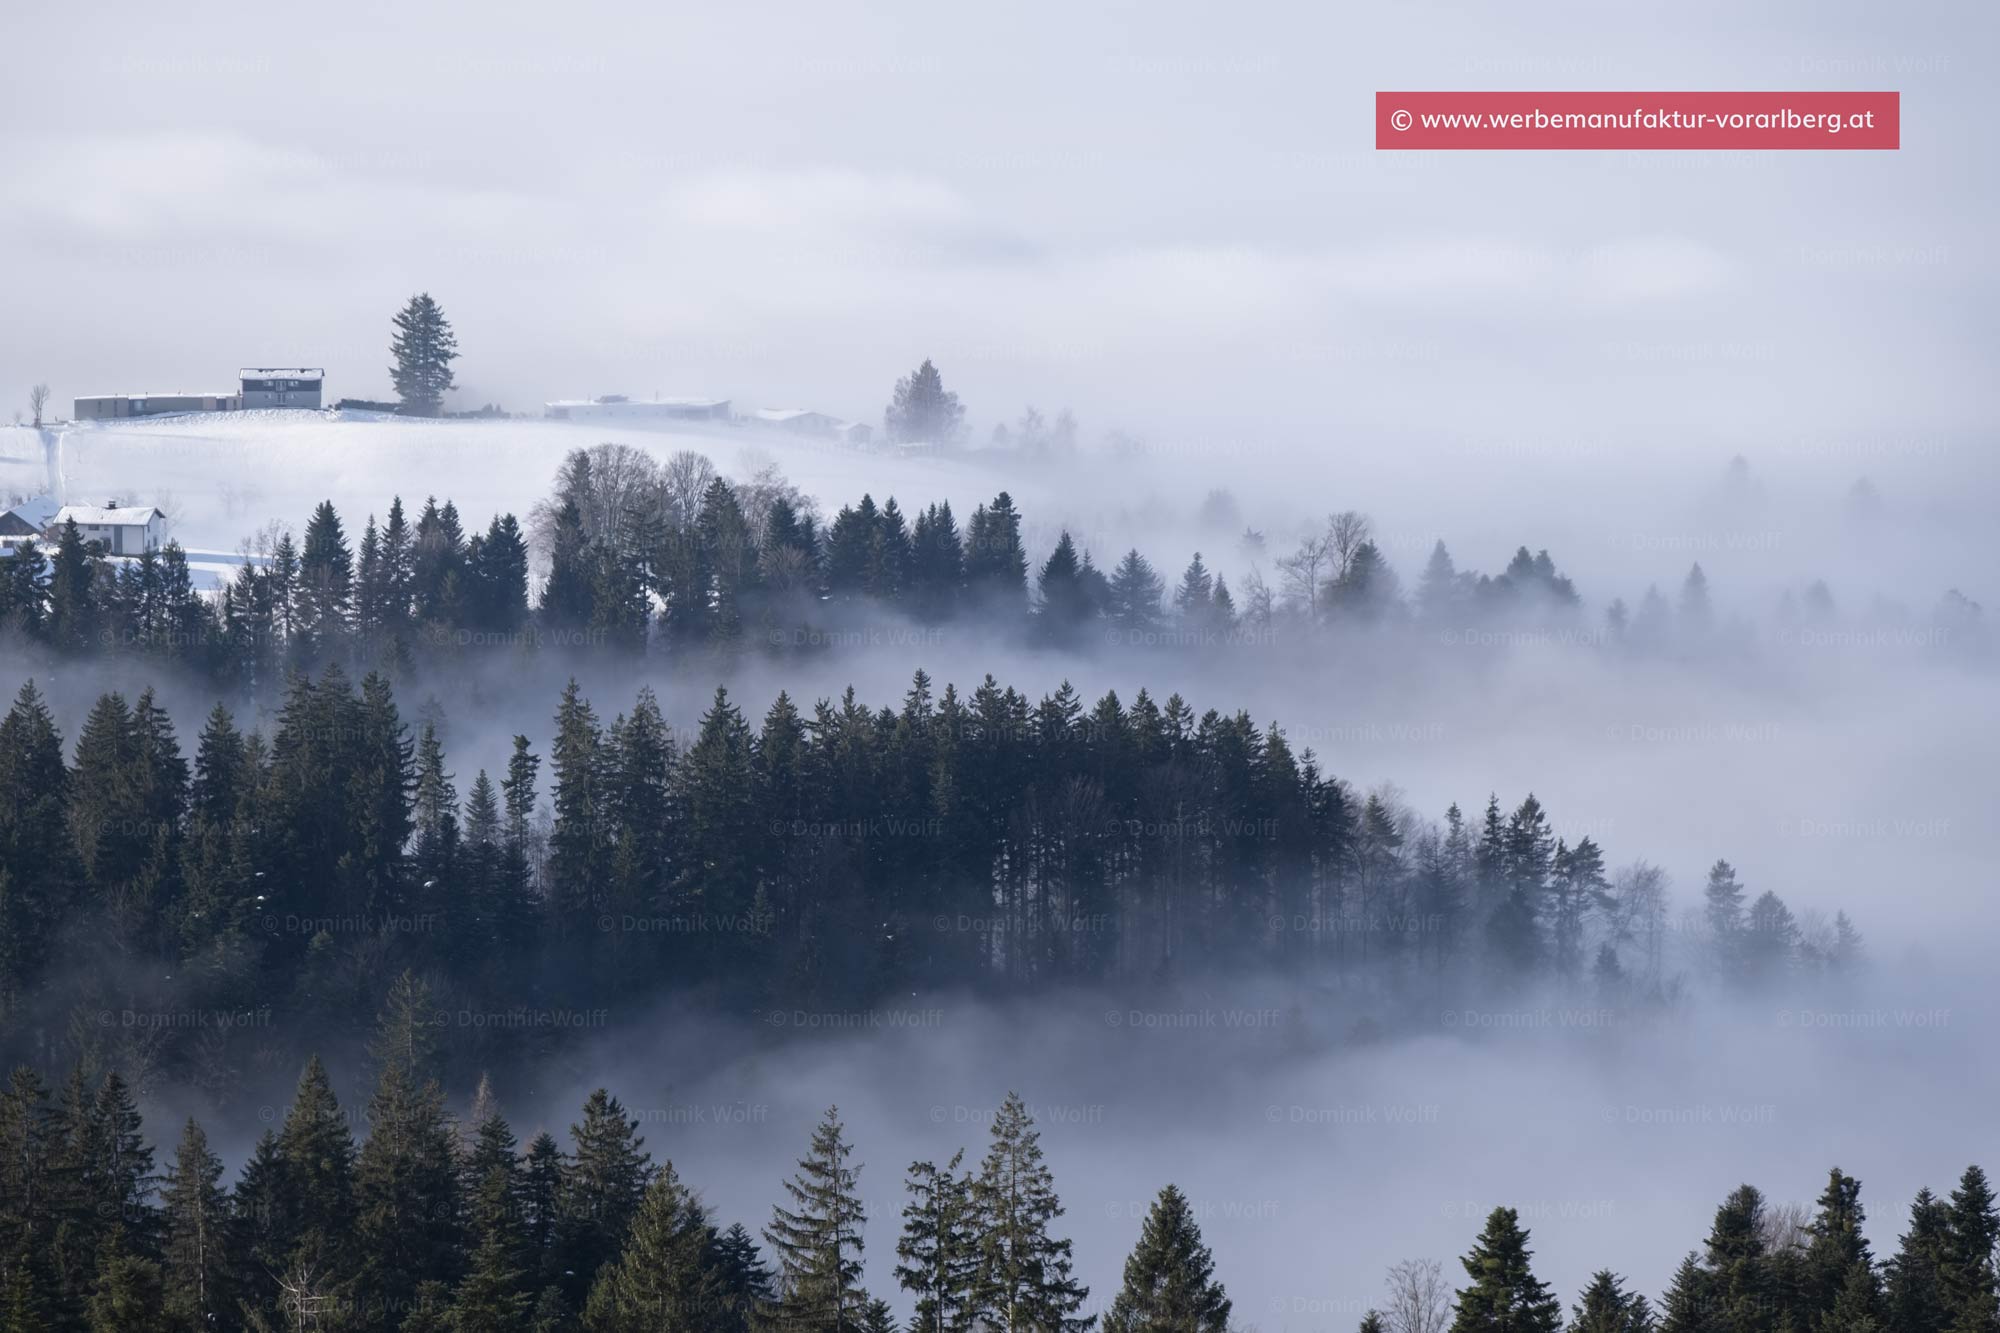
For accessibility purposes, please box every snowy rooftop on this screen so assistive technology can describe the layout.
[545,397,728,409]
[4,496,59,527]
[240,367,324,379]
[54,505,160,526]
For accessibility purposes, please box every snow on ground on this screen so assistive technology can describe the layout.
[0,411,1215,575]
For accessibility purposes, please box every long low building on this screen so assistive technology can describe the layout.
[544,396,731,422]
[75,392,240,420]
[752,408,872,445]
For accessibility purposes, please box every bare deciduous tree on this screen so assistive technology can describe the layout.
[28,382,50,427]
[1328,509,1374,582]
[1385,1257,1450,1333]
[1278,529,1334,617]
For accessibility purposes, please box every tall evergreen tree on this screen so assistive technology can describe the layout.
[765,1106,868,1332]
[582,1161,725,1333]
[897,1151,975,1333]
[1101,1184,1230,1333]
[969,1093,1090,1332]
[1449,1207,1562,1333]
[391,293,461,417]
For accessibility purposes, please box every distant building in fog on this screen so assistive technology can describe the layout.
[544,396,732,423]
[240,368,324,409]
[752,407,872,445]
[74,391,240,420]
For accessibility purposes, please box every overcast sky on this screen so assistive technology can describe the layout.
[3,0,1993,452]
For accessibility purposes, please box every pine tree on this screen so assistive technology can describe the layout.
[969,1093,1090,1332]
[353,1057,462,1320]
[765,1106,868,1332]
[1448,1207,1562,1333]
[1699,1185,1774,1333]
[1568,1270,1651,1333]
[1101,1184,1231,1333]
[391,293,460,417]
[1885,1188,1950,1333]
[1657,1253,1709,1333]
[712,1222,776,1333]
[557,1090,653,1306]
[897,1150,975,1333]
[1800,1169,1872,1324]
[1942,1167,2000,1333]
[295,500,353,653]
[885,359,964,443]
[160,1118,232,1332]
[85,1225,170,1333]
[271,1056,357,1273]
[582,1160,725,1332]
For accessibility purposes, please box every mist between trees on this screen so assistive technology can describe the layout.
[3,1012,1993,1333]
[0,660,1867,1100]
[1,444,1987,690]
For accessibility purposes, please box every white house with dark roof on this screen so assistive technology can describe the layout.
[50,505,164,556]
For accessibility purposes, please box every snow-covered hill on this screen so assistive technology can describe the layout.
[0,410,1185,567]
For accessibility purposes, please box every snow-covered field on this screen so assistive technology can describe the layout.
[0,410,1031,555]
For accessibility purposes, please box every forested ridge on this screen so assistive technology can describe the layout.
[0,662,1859,1094]
[0,1029,1990,1333]
[4,444,1978,685]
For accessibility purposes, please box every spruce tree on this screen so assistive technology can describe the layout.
[885,359,964,443]
[764,1106,868,1332]
[271,1056,357,1275]
[1885,1188,1950,1333]
[353,1058,462,1321]
[1101,1184,1231,1333]
[1942,1166,2000,1333]
[391,292,460,417]
[556,1090,653,1307]
[896,1150,975,1333]
[969,1093,1090,1332]
[582,1160,724,1332]
[160,1117,233,1332]
[1448,1207,1562,1333]
[1568,1270,1651,1333]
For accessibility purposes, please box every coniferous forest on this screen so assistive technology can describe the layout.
[0,1031,1992,1333]
[0,445,1911,1333]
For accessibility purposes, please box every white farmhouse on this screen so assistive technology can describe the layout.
[50,505,165,556]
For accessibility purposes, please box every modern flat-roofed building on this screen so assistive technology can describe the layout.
[240,368,324,409]
[74,392,241,420]
[50,505,164,556]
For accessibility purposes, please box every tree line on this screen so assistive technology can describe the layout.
[0,1023,1990,1332]
[4,440,1877,691]
[0,663,1859,1096]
